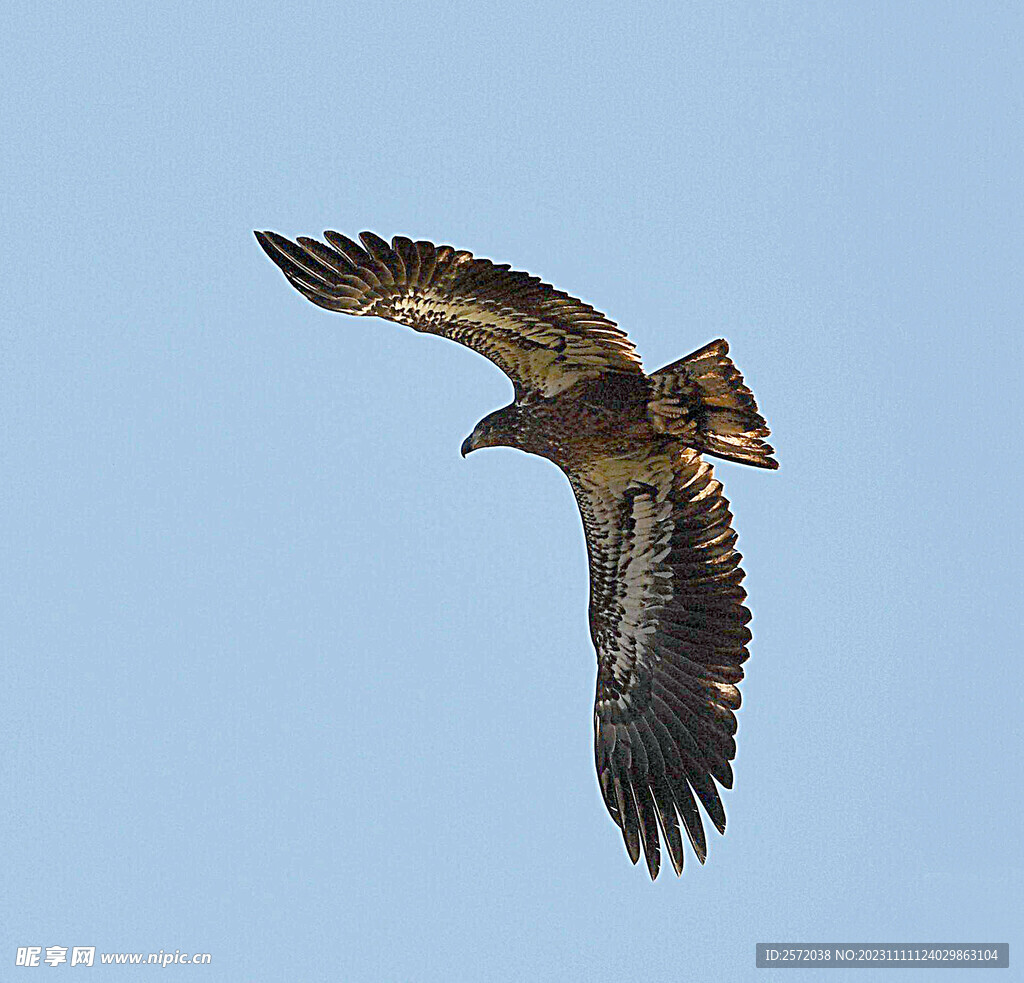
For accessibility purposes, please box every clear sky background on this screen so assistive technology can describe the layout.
[2,2,1021,980]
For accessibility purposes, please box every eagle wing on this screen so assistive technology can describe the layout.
[569,445,750,878]
[255,230,643,397]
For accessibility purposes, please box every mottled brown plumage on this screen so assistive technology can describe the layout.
[255,229,777,878]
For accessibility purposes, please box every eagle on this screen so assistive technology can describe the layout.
[255,229,777,879]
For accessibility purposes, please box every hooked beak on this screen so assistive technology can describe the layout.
[460,433,476,458]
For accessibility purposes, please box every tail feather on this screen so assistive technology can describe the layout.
[648,340,778,469]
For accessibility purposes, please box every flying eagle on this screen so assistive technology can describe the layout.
[255,229,777,879]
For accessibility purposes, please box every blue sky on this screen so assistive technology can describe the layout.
[2,1,1021,980]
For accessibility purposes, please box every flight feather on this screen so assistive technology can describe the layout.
[255,230,642,396]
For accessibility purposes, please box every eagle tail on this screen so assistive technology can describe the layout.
[648,340,778,469]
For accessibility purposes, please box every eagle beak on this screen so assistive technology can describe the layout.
[460,433,476,458]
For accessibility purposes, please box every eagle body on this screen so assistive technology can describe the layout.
[256,229,777,879]
[463,373,654,466]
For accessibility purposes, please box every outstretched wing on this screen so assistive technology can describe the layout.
[569,445,751,878]
[255,230,643,397]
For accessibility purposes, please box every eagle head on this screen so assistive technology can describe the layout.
[461,403,521,457]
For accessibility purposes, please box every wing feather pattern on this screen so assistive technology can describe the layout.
[255,230,643,396]
[570,446,750,878]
